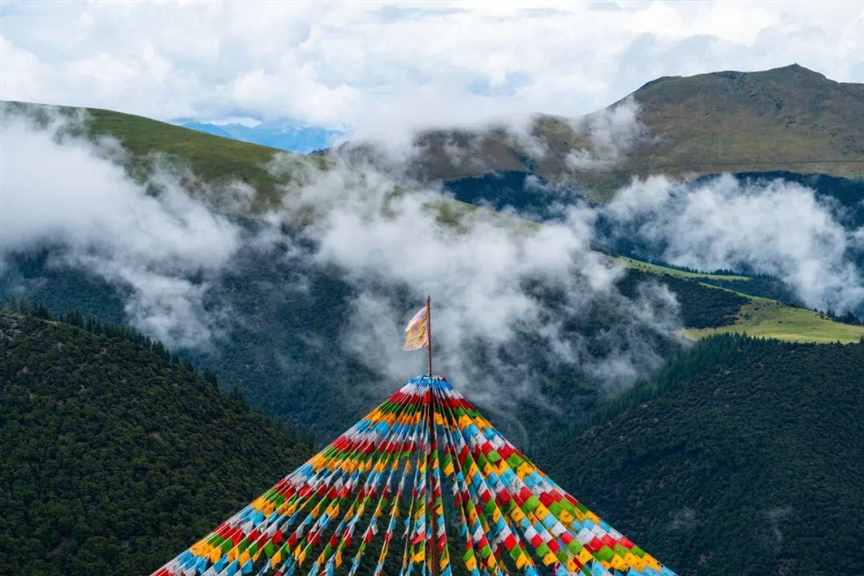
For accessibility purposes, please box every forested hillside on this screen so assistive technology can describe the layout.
[538,334,864,576]
[0,309,312,576]
[5,306,862,576]
[5,84,864,576]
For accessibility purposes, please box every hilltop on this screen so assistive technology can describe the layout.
[1,100,321,212]
[0,308,311,575]
[413,65,864,197]
[9,64,864,205]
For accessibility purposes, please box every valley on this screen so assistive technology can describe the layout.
[3,62,864,576]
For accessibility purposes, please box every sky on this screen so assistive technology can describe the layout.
[2,0,863,140]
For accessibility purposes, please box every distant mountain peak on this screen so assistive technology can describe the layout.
[173,118,343,154]
[639,63,829,91]
[408,63,864,198]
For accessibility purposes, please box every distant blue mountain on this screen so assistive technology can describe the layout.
[174,119,342,154]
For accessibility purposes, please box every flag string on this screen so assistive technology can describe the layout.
[151,377,676,576]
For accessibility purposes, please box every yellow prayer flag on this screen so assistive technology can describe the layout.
[403,305,429,351]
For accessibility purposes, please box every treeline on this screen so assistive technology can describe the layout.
[2,298,226,390]
[585,333,757,426]
[618,269,749,328]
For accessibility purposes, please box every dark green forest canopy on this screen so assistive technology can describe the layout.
[538,334,864,576]
[3,309,864,576]
[0,309,312,576]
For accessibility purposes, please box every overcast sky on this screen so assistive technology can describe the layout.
[2,1,863,139]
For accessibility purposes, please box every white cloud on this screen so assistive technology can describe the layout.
[565,97,646,170]
[607,174,864,314]
[271,157,683,406]
[1,1,863,140]
[0,104,685,416]
[0,107,242,347]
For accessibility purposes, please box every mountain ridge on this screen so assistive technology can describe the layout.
[412,64,864,197]
[9,63,864,200]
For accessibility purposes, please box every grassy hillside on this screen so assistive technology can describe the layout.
[1,100,323,211]
[685,299,864,343]
[619,257,749,282]
[0,308,311,576]
[414,65,864,198]
[619,261,864,343]
[16,64,864,204]
[618,65,864,178]
[538,334,864,576]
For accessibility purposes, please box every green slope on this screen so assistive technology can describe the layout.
[615,65,864,180]
[619,257,749,282]
[411,65,864,198]
[539,334,864,576]
[619,259,864,343]
[685,299,864,343]
[0,308,311,576]
[2,100,322,211]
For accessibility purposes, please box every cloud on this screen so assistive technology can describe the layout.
[0,105,684,415]
[0,106,243,347]
[606,174,864,314]
[270,156,683,409]
[565,97,646,170]
[3,1,864,141]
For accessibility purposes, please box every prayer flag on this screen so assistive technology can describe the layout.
[403,305,429,351]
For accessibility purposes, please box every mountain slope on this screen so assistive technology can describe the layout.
[621,65,864,176]
[415,65,864,197]
[0,309,311,576]
[539,334,864,576]
[1,101,320,211]
[3,92,863,448]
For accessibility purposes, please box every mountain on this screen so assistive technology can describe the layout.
[1,100,319,212]
[412,65,864,198]
[0,307,311,576]
[538,334,864,576]
[616,64,864,175]
[5,72,864,576]
[12,64,864,205]
[5,307,862,575]
[175,119,342,154]
[3,97,863,444]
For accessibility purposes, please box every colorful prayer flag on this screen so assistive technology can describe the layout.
[151,377,676,576]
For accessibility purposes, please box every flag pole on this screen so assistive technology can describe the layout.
[426,295,432,378]
[425,296,439,576]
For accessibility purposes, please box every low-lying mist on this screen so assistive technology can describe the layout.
[0,108,244,348]
[605,174,864,316]
[7,103,862,440]
[0,107,687,440]
[270,154,683,410]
